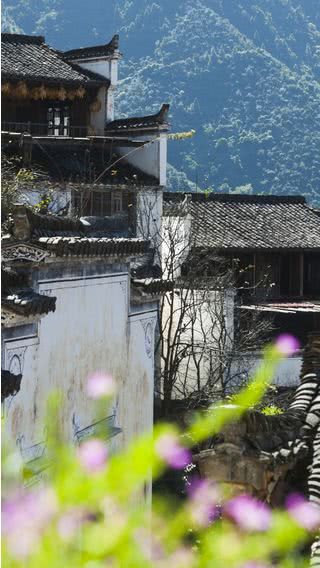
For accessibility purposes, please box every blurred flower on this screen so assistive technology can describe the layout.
[187,477,220,527]
[286,493,320,531]
[241,563,270,568]
[86,371,116,399]
[165,546,194,567]
[225,495,271,532]
[2,487,57,558]
[155,433,191,469]
[57,507,90,541]
[275,334,300,356]
[135,529,164,563]
[78,439,108,473]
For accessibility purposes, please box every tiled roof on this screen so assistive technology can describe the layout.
[163,193,320,251]
[1,33,108,86]
[132,278,174,294]
[2,265,57,316]
[2,290,56,316]
[1,370,22,402]
[105,104,170,132]
[37,236,150,257]
[26,208,85,237]
[64,34,119,60]
[4,207,151,258]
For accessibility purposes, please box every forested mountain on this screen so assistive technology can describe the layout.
[2,0,320,204]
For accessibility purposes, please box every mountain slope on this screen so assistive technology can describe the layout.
[2,0,320,204]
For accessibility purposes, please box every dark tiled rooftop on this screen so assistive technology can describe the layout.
[105,104,170,132]
[2,265,56,316]
[1,33,108,86]
[64,34,119,61]
[1,370,22,402]
[163,193,320,251]
[2,290,56,316]
[37,236,150,257]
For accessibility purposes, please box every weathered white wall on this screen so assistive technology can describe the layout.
[89,85,107,135]
[161,214,192,279]
[161,287,235,399]
[3,264,157,462]
[75,56,119,122]
[136,189,163,265]
[118,139,160,181]
[229,352,302,389]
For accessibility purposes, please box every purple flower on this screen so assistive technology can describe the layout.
[155,433,191,469]
[224,494,271,532]
[286,493,320,531]
[78,439,108,473]
[2,488,57,558]
[86,371,116,399]
[187,477,220,527]
[275,334,300,356]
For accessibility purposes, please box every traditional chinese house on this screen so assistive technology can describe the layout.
[1,32,169,482]
[163,193,320,387]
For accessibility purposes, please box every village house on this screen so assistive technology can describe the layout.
[162,192,320,396]
[1,32,169,480]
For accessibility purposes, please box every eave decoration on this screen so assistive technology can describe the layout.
[1,81,86,101]
[2,243,50,263]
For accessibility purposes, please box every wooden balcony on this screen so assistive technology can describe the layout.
[1,120,89,138]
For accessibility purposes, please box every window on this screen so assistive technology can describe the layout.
[111,192,122,214]
[47,104,70,136]
[72,190,125,217]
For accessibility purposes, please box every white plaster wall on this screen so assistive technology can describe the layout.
[161,287,235,399]
[74,59,114,82]
[121,311,156,446]
[89,86,107,135]
[161,214,192,279]
[136,189,163,266]
[3,269,156,461]
[75,57,119,122]
[229,352,302,389]
[117,141,160,181]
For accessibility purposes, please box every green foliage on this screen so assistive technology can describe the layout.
[2,343,315,566]
[261,404,283,416]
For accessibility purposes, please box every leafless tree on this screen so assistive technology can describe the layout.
[136,193,274,417]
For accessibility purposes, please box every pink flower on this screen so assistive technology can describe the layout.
[57,508,86,541]
[86,371,116,399]
[155,433,191,469]
[2,488,57,558]
[187,477,220,527]
[286,493,320,531]
[224,495,271,532]
[275,334,300,356]
[78,439,108,473]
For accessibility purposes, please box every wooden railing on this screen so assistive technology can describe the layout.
[1,121,89,137]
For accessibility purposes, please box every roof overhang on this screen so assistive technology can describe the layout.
[239,302,320,314]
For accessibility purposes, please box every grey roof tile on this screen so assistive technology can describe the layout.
[1,33,108,86]
[163,193,320,251]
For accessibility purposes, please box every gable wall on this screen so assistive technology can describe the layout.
[2,259,157,461]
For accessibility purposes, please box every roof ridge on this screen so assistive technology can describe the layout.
[1,32,44,44]
[163,192,306,205]
[64,34,120,60]
[105,104,170,132]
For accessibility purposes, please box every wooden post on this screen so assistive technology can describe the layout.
[299,253,304,297]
